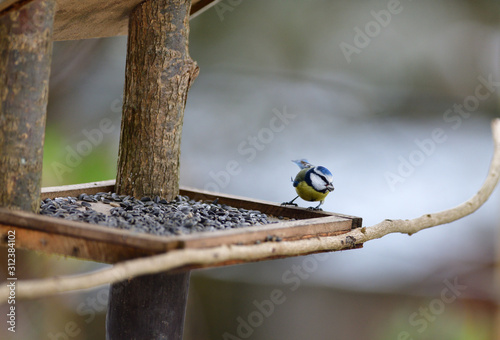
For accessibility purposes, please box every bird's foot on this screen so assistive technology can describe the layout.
[307,206,323,211]
[281,202,298,207]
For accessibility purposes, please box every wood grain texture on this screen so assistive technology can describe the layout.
[115,0,199,201]
[109,2,199,333]
[0,0,55,212]
[0,0,218,41]
[0,0,18,13]
[106,272,190,340]
[0,181,362,265]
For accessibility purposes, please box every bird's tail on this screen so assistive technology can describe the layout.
[292,159,314,169]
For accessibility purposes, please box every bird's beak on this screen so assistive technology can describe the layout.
[327,184,335,192]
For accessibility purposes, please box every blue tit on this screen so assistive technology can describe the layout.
[282,159,334,210]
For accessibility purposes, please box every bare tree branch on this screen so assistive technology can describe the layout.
[2,119,499,302]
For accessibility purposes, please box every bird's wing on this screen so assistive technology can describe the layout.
[292,168,308,187]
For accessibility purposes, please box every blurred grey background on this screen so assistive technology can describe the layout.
[4,0,500,339]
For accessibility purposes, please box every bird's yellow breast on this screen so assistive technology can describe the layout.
[295,181,329,202]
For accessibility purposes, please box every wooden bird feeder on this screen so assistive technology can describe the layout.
[0,0,362,338]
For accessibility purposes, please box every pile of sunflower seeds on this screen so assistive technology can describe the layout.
[40,193,274,236]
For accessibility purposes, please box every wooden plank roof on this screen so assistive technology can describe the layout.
[0,0,218,41]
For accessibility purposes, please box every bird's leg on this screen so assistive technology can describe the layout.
[308,200,324,211]
[281,196,299,207]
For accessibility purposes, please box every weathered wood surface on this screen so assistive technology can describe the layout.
[115,0,199,200]
[0,181,362,265]
[0,0,218,41]
[0,0,55,212]
[106,272,190,339]
[41,180,363,224]
[109,1,200,337]
[0,0,17,13]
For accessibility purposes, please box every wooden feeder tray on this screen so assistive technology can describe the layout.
[0,180,362,267]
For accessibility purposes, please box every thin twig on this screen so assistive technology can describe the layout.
[2,119,500,302]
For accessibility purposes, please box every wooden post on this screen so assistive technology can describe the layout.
[106,272,191,339]
[107,0,198,339]
[115,0,199,201]
[0,0,55,212]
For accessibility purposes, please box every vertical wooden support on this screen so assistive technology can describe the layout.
[107,272,191,339]
[108,0,197,339]
[115,0,199,201]
[0,0,55,212]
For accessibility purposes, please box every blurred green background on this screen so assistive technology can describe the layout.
[2,0,500,339]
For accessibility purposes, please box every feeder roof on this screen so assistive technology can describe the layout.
[0,0,218,41]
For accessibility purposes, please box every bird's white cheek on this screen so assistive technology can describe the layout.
[310,173,326,191]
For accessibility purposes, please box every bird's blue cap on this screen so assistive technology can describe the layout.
[315,166,333,177]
